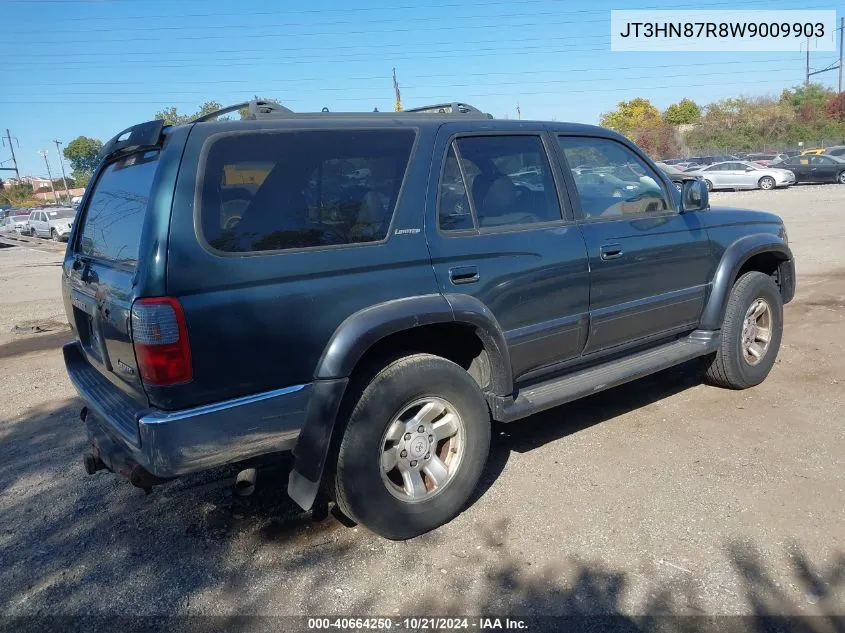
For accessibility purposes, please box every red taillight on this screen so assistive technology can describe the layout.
[131,297,192,386]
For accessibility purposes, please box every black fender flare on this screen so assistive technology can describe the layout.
[287,293,512,510]
[699,234,793,330]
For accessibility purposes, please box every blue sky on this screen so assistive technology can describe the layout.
[1,0,841,177]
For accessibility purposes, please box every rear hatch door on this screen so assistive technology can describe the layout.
[65,149,163,406]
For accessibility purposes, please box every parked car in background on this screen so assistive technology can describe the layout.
[770,154,845,184]
[27,207,77,241]
[746,153,788,167]
[823,145,845,158]
[656,162,701,191]
[686,160,795,191]
[1,213,30,235]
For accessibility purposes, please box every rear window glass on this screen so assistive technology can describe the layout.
[199,129,416,253]
[77,151,158,267]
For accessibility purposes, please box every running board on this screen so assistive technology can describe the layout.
[493,330,720,423]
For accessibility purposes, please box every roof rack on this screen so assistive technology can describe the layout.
[192,99,294,122]
[189,99,493,121]
[404,102,490,117]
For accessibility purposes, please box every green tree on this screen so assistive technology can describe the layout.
[663,98,701,125]
[154,101,224,125]
[780,83,834,122]
[63,136,103,181]
[237,96,278,119]
[0,183,36,207]
[600,98,661,137]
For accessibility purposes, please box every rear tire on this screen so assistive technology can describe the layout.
[334,353,491,540]
[704,179,713,192]
[705,272,783,389]
[837,171,845,184]
[758,176,776,190]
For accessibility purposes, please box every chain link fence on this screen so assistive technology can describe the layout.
[682,139,845,158]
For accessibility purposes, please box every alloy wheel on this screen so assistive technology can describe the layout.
[379,397,465,503]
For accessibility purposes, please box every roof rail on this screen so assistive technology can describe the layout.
[192,99,294,123]
[404,102,492,118]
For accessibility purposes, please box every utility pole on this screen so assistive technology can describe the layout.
[38,150,59,205]
[516,103,521,120]
[392,67,402,112]
[52,139,71,203]
[806,36,810,86]
[3,129,20,181]
[839,18,845,94]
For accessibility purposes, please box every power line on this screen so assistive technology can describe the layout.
[8,0,804,34]
[0,77,807,106]
[9,57,798,88]
[10,67,804,97]
[3,17,623,45]
[12,44,616,70]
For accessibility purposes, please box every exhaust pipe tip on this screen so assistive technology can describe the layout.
[235,467,257,497]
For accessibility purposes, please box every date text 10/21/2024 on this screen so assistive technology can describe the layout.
[307,617,529,630]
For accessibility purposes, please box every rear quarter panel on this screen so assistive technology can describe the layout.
[162,120,439,410]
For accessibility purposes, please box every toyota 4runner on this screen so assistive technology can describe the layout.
[62,100,795,540]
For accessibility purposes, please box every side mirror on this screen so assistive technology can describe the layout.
[681,178,708,212]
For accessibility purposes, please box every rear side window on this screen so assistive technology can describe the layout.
[199,129,416,253]
[438,135,562,231]
[77,151,159,268]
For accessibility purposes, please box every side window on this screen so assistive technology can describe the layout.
[439,135,562,230]
[558,136,671,220]
[438,145,474,231]
[200,129,415,253]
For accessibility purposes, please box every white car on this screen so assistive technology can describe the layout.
[27,207,77,241]
[1,214,30,235]
[686,161,795,191]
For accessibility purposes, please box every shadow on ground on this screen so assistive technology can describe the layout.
[0,366,842,631]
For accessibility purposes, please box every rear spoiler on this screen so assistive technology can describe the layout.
[98,119,166,163]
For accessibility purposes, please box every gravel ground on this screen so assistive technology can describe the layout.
[0,185,843,626]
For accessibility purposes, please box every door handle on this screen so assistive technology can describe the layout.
[449,265,480,285]
[600,244,623,260]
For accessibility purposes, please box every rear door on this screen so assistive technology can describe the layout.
[426,125,591,380]
[64,150,163,403]
[809,155,840,182]
[786,156,812,181]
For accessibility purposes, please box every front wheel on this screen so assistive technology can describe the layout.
[705,271,783,389]
[758,176,776,190]
[51,229,60,242]
[837,171,845,184]
[333,353,491,540]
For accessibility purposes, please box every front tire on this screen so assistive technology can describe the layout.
[705,272,783,389]
[51,229,60,242]
[334,353,491,540]
[837,171,845,184]
[758,176,776,190]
